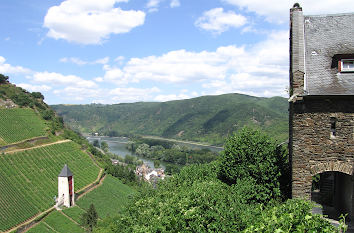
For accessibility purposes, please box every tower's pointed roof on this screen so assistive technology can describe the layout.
[58,164,73,177]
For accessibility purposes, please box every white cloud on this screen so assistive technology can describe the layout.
[99,30,288,98]
[17,83,52,92]
[60,56,110,65]
[147,0,162,8]
[53,86,101,101]
[223,0,354,23]
[32,71,97,88]
[195,8,247,34]
[146,0,163,12]
[0,56,31,74]
[108,87,160,102]
[44,0,145,44]
[170,0,180,8]
[102,49,227,85]
[154,93,190,102]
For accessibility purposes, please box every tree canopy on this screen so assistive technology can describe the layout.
[217,127,288,203]
[0,74,9,84]
[82,203,98,232]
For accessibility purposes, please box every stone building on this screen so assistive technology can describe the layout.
[56,164,75,208]
[289,4,354,220]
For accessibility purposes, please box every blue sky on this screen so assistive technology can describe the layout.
[0,0,353,104]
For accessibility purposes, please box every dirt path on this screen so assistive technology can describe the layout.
[3,139,71,155]
[43,222,60,233]
[59,210,84,228]
[77,174,106,201]
[3,207,55,233]
[0,136,48,151]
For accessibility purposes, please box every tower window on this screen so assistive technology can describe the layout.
[339,59,354,72]
[330,117,337,138]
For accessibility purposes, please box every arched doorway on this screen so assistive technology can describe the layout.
[310,162,353,221]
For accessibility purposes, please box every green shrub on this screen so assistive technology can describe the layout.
[218,127,287,203]
[244,199,339,232]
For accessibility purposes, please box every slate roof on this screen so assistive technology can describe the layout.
[58,164,73,177]
[304,13,354,95]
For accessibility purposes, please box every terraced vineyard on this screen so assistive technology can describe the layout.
[76,175,136,218]
[0,141,100,231]
[0,108,47,146]
[27,211,85,233]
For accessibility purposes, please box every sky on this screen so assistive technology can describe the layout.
[0,0,353,104]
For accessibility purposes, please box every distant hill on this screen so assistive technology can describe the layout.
[52,93,289,145]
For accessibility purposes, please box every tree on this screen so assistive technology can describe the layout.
[0,74,9,84]
[101,141,109,152]
[81,203,98,232]
[30,91,44,99]
[217,127,286,203]
[153,159,160,168]
[93,139,100,148]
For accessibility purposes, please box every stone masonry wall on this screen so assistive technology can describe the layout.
[291,96,354,199]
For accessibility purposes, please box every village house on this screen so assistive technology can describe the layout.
[289,4,354,221]
[135,163,165,182]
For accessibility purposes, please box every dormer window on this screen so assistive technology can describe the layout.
[339,59,354,72]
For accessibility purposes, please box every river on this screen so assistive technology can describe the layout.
[86,136,223,169]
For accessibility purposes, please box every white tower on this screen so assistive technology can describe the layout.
[57,164,75,207]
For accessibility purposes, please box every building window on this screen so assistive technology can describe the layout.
[330,117,337,139]
[339,59,354,72]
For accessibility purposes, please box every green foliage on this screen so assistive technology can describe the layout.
[0,142,100,231]
[0,74,9,83]
[244,199,339,232]
[96,161,340,233]
[41,109,53,120]
[51,94,289,145]
[153,159,160,168]
[101,141,109,152]
[0,81,64,135]
[81,204,98,232]
[133,141,219,166]
[0,108,47,146]
[76,175,136,219]
[93,139,100,147]
[27,222,53,233]
[30,91,44,99]
[164,164,181,175]
[12,92,32,107]
[218,127,288,203]
[62,206,86,224]
[44,211,85,233]
[105,164,138,185]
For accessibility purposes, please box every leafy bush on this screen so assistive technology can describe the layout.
[218,127,287,203]
[244,199,339,232]
[30,92,44,99]
[0,74,9,84]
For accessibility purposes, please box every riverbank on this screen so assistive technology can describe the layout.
[140,135,224,150]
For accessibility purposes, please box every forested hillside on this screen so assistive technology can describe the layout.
[52,94,288,145]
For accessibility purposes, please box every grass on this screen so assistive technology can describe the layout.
[76,175,136,218]
[62,206,85,224]
[27,222,53,233]
[43,211,85,233]
[0,141,100,231]
[0,108,47,146]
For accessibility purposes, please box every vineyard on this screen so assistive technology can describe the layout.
[0,141,100,231]
[0,108,47,146]
[76,175,136,218]
[27,211,85,233]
